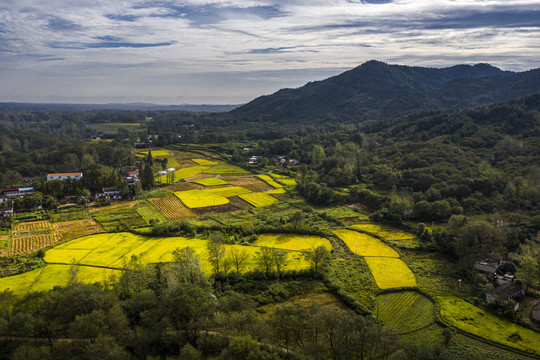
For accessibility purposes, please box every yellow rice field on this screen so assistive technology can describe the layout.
[13,220,52,234]
[202,186,252,198]
[266,188,286,195]
[270,174,297,186]
[364,257,417,290]
[239,192,279,207]
[256,234,332,251]
[257,174,283,188]
[156,165,208,184]
[333,229,399,257]
[174,190,230,208]
[192,178,229,186]
[138,150,170,157]
[191,158,219,166]
[351,223,416,240]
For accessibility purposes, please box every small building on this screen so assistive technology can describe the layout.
[474,255,503,278]
[47,172,83,181]
[96,187,121,200]
[289,159,300,166]
[486,282,525,310]
[2,187,34,198]
[248,156,260,165]
[126,169,140,186]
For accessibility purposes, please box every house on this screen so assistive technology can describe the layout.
[47,172,83,181]
[2,187,34,198]
[289,159,300,166]
[474,255,503,279]
[486,282,525,310]
[96,187,121,200]
[125,169,140,186]
[248,156,260,165]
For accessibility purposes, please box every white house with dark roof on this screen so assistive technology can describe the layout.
[47,172,83,181]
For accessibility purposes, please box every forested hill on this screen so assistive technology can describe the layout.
[230,60,540,123]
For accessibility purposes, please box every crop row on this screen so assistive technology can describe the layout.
[10,234,60,255]
[12,220,52,234]
[149,197,197,221]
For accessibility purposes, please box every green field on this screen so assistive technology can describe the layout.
[438,296,540,356]
[135,200,169,224]
[239,192,279,207]
[91,208,147,231]
[255,234,332,252]
[174,190,230,208]
[257,174,283,188]
[365,257,417,290]
[192,178,229,186]
[202,186,252,198]
[333,229,399,257]
[191,158,219,166]
[375,291,434,334]
[351,223,416,240]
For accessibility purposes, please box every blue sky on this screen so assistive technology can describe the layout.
[0,0,539,104]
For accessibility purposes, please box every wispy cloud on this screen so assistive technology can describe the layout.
[0,0,539,104]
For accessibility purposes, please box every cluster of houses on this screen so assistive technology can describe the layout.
[247,155,300,166]
[474,255,526,311]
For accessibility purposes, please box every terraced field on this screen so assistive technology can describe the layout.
[202,186,252,197]
[375,291,434,334]
[193,178,229,186]
[333,229,399,257]
[256,234,332,251]
[156,165,208,184]
[269,173,297,186]
[10,233,60,255]
[239,192,279,207]
[257,174,283,188]
[191,158,219,166]
[364,257,417,290]
[438,296,540,356]
[52,219,103,241]
[203,163,250,174]
[351,223,416,240]
[13,220,51,234]
[148,197,198,222]
[175,190,230,208]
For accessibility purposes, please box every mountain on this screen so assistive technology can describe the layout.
[0,102,240,112]
[231,60,540,122]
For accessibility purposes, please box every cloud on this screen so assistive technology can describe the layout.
[48,41,175,49]
[47,16,83,31]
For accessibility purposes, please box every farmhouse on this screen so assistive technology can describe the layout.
[486,282,525,309]
[474,255,502,279]
[2,187,34,198]
[47,172,83,181]
[95,187,121,200]
[125,169,140,186]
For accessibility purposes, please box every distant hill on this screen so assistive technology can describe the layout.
[231,60,540,122]
[0,102,240,112]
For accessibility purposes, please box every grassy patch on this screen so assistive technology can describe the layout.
[255,233,332,252]
[191,158,219,166]
[192,178,229,186]
[203,164,250,175]
[166,158,180,168]
[50,207,89,222]
[351,223,416,240]
[257,174,283,188]
[202,186,252,198]
[375,291,434,334]
[91,208,146,231]
[333,229,399,257]
[174,190,230,208]
[365,257,417,290]
[135,200,169,224]
[438,296,540,356]
[239,192,279,207]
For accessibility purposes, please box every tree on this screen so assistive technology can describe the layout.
[302,246,330,273]
[228,247,249,274]
[207,232,226,274]
[273,248,288,277]
[289,211,304,229]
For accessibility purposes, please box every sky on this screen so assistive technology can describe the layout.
[1,0,539,105]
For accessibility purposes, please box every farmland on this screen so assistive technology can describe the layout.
[239,192,279,207]
[52,219,103,241]
[155,165,208,184]
[91,207,147,231]
[191,158,219,166]
[10,233,60,255]
[148,197,198,221]
[269,173,297,186]
[255,234,332,252]
[135,199,169,224]
[364,257,417,290]
[13,220,51,234]
[174,190,230,208]
[201,186,252,197]
[257,174,283,188]
[375,291,434,334]
[350,223,416,240]
[193,177,229,186]
[333,229,399,257]
[438,296,540,356]
[203,163,250,174]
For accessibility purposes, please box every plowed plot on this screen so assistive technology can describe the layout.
[365,257,417,290]
[375,292,434,334]
[10,233,60,255]
[149,197,197,221]
[223,176,272,192]
[193,203,239,215]
[13,220,51,234]
[52,219,102,241]
[333,229,399,257]
[165,182,204,192]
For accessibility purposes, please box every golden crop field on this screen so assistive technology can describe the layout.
[270,173,297,186]
[351,223,416,240]
[256,234,332,251]
[138,150,171,157]
[148,197,197,221]
[192,178,229,186]
[203,164,250,175]
[257,174,283,188]
[12,220,51,234]
[438,296,540,356]
[166,158,180,168]
[266,188,286,195]
[239,192,279,207]
[191,158,219,166]
[333,229,399,257]
[364,257,417,290]
[52,219,103,241]
[156,165,208,184]
[202,186,252,198]
[174,190,229,208]
[10,233,60,255]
